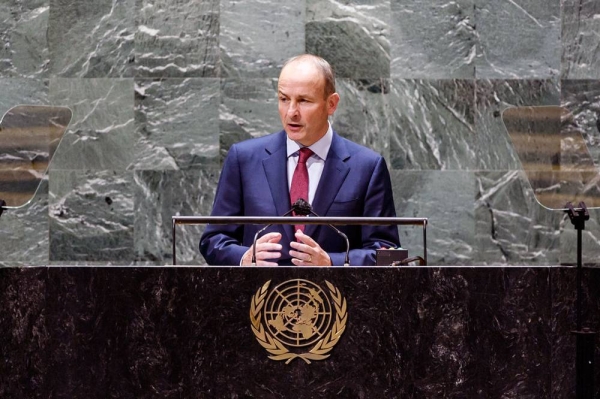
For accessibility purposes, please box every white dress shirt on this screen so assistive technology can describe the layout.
[286,123,333,205]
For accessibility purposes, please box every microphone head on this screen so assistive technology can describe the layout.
[292,198,312,216]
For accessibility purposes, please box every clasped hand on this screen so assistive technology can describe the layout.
[241,231,331,266]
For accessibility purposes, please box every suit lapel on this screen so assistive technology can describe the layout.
[305,132,350,237]
[262,131,294,242]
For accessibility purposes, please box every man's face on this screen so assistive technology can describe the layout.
[277,60,339,147]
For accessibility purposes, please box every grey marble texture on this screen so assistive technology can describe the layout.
[49,78,134,170]
[134,78,220,170]
[307,0,390,79]
[475,171,562,265]
[0,178,48,264]
[562,0,600,79]
[0,78,48,114]
[333,79,390,159]
[220,0,304,78]
[49,170,134,262]
[133,169,218,265]
[391,170,475,265]
[0,0,599,267]
[390,0,475,79]
[476,79,560,170]
[475,0,561,78]
[0,0,49,78]
[135,0,219,78]
[48,0,134,77]
[389,79,476,170]
[219,78,281,163]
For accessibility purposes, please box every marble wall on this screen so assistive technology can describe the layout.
[1,0,599,266]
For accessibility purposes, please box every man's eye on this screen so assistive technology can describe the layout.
[279,97,288,102]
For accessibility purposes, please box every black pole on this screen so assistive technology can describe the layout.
[565,202,588,331]
[565,202,595,399]
[577,224,582,330]
[172,218,177,266]
[0,199,5,218]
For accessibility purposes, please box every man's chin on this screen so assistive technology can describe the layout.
[285,129,306,142]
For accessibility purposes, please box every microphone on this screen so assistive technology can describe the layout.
[294,199,351,267]
[251,199,303,265]
[292,198,312,216]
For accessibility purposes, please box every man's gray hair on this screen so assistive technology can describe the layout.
[282,54,336,98]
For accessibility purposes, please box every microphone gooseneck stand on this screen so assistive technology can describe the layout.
[565,201,595,399]
[251,207,295,266]
[251,199,351,266]
[291,199,350,266]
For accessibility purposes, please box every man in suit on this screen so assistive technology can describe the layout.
[200,54,399,266]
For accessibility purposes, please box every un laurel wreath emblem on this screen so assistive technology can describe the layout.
[250,279,348,364]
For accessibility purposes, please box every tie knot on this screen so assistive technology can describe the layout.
[298,147,313,164]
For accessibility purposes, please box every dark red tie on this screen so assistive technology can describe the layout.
[290,147,313,233]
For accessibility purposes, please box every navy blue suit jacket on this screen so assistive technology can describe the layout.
[199,130,400,266]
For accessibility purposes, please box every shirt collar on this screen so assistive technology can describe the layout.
[286,122,333,160]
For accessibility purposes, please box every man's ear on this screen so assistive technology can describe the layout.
[327,93,340,116]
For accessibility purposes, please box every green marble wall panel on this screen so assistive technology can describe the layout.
[134,78,220,170]
[0,0,49,78]
[133,169,218,265]
[48,0,135,77]
[475,0,560,78]
[220,0,305,78]
[0,78,48,113]
[48,78,134,170]
[333,79,390,160]
[390,0,475,79]
[135,0,219,77]
[561,0,600,79]
[389,79,476,170]
[218,78,280,163]
[307,0,390,79]
[49,170,134,262]
[0,179,48,265]
[474,171,562,265]
[0,0,598,266]
[392,170,475,265]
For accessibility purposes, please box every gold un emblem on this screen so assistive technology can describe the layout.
[250,279,347,364]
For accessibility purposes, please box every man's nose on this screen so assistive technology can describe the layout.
[287,101,299,118]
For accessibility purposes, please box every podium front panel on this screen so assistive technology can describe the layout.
[0,266,598,398]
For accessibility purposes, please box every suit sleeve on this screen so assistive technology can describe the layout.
[328,156,400,266]
[199,145,249,265]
